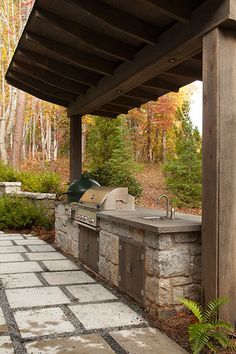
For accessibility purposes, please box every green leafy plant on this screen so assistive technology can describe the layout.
[0,161,63,196]
[0,196,53,230]
[181,297,236,354]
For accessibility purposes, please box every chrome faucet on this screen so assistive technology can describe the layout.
[157,194,176,219]
[157,194,170,219]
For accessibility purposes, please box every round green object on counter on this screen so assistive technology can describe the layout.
[67,175,100,203]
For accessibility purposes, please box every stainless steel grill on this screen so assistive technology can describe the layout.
[74,186,135,230]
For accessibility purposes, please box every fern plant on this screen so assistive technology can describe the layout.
[181,297,236,354]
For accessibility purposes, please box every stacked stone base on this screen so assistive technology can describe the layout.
[55,203,201,318]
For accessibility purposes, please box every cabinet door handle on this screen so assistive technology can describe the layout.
[127,263,132,273]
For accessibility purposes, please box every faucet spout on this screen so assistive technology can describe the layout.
[157,194,170,219]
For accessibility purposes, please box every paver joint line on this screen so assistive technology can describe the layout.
[0,231,188,354]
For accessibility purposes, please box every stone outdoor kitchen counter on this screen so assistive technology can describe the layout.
[98,207,201,234]
[55,204,202,318]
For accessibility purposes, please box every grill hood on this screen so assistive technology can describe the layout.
[79,186,135,211]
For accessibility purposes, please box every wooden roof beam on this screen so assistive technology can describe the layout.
[9,71,76,102]
[144,0,192,23]
[35,9,136,62]
[26,32,116,76]
[99,104,128,114]
[141,77,179,92]
[90,110,117,119]
[69,0,161,44]
[167,62,202,80]
[14,60,87,95]
[125,87,165,101]
[6,77,69,107]
[18,49,100,86]
[111,97,142,109]
[69,0,228,116]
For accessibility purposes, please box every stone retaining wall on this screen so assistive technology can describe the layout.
[99,220,201,318]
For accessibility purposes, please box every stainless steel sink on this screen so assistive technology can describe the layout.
[141,216,179,221]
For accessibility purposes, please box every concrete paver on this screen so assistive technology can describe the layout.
[0,246,26,253]
[0,261,42,274]
[66,283,118,302]
[25,334,116,354]
[0,309,7,332]
[0,241,13,246]
[69,302,145,329]
[42,270,95,285]
[1,273,43,288]
[0,336,14,354]
[42,259,79,271]
[6,286,70,308]
[14,239,46,245]
[0,231,188,354]
[111,327,188,354]
[26,252,66,261]
[14,307,75,338]
[0,254,24,263]
[28,245,56,252]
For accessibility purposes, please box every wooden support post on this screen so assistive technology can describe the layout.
[202,27,236,324]
[70,115,82,182]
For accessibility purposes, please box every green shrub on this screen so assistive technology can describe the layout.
[0,162,63,196]
[89,166,142,198]
[181,297,236,354]
[0,161,20,182]
[0,196,53,230]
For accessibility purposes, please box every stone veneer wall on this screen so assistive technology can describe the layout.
[99,219,201,318]
[55,203,79,258]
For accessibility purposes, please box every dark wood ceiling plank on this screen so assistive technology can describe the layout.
[26,32,116,75]
[99,104,128,114]
[14,60,87,94]
[142,77,179,92]
[6,77,69,107]
[69,0,161,44]
[18,49,100,86]
[9,71,76,102]
[167,62,202,80]
[124,87,162,101]
[144,0,192,23]
[111,96,142,108]
[90,110,117,118]
[69,0,228,115]
[35,9,136,61]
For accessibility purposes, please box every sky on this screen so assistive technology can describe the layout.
[189,81,203,133]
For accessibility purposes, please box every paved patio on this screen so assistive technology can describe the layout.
[0,232,187,354]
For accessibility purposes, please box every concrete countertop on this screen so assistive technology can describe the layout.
[98,207,201,234]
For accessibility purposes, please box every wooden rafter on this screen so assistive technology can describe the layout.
[69,0,227,115]
[14,60,87,94]
[144,0,192,23]
[142,77,179,92]
[18,49,100,86]
[111,96,142,109]
[6,77,69,107]
[99,104,128,114]
[90,110,117,118]
[68,0,161,44]
[35,9,136,61]
[26,32,116,75]
[167,61,202,80]
[9,71,76,102]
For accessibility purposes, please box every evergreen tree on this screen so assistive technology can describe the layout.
[164,101,202,207]
[86,115,142,197]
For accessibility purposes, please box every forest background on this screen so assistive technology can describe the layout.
[0,0,202,213]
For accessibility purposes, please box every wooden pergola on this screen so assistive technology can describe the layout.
[5,0,236,324]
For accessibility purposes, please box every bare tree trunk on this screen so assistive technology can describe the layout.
[12,90,26,168]
[162,129,167,163]
[146,107,152,163]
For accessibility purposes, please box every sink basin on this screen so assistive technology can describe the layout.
[142,216,167,221]
[141,216,179,221]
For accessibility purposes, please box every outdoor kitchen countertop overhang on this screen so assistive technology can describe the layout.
[98,207,201,234]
